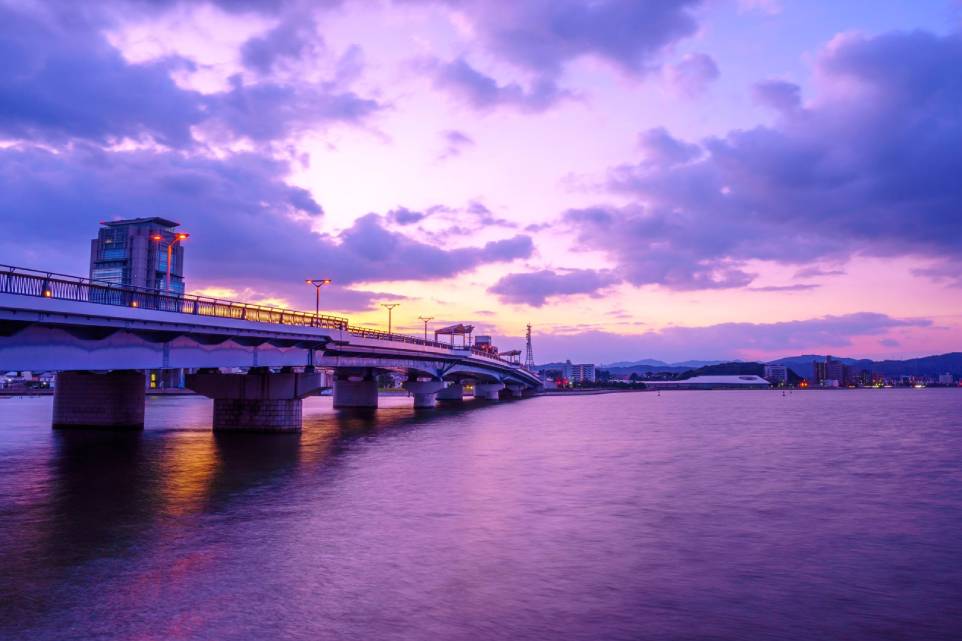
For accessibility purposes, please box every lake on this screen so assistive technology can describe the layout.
[1,390,961,640]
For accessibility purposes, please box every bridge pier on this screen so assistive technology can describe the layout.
[53,370,146,429]
[333,373,378,409]
[437,382,465,404]
[186,370,324,432]
[500,384,525,400]
[402,380,445,408]
[474,382,505,401]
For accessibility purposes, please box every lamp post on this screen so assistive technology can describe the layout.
[381,303,399,335]
[151,232,189,294]
[418,315,434,342]
[305,279,332,323]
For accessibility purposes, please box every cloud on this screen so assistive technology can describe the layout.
[428,0,703,77]
[489,269,620,306]
[240,15,322,74]
[637,127,701,166]
[664,53,720,97]
[205,74,381,142]
[439,129,475,159]
[0,4,204,148]
[424,57,569,112]
[747,284,820,292]
[752,79,802,113]
[524,312,932,363]
[582,30,962,291]
[0,3,380,149]
[388,207,427,225]
[0,145,533,310]
[794,266,845,279]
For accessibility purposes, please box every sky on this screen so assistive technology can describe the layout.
[0,0,960,364]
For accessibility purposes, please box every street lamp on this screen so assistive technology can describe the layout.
[305,279,332,323]
[381,303,399,335]
[151,231,189,294]
[418,315,434,342]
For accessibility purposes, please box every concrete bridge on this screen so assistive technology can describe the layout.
[0,265,541,431]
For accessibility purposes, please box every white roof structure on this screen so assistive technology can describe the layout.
[646,375,772,389]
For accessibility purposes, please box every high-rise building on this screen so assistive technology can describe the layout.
[89,217,186,293]
[563,360,596,384]
[812,355,859,387]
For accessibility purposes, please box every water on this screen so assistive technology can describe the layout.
[1,390,961,641]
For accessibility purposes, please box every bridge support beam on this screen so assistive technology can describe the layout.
[437,382,465,403]
[186,371,324,432]
[333,374,378,409]
[53,370,146,429]
[474,382,505,401]
[402,380,445,409]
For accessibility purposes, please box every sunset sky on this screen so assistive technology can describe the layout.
[1,0,960,363]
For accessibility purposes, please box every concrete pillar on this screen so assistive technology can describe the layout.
[437,383,464,403]
[333,376,378,409]
[500,385,524,400]
[212,399,301,432]
[186,371,325,432]
[474,382,505,401]
[402,380,445,409]
[53,370,146,429]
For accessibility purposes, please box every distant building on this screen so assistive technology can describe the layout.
[939,373,955,385]
[763,364,788,384]
[645,375,772,390]
[563,360,596,384]
[90,217,186,293]
[813,355,858,387]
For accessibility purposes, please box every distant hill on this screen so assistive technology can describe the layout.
[769,352,962,379]
[603,359,726,368]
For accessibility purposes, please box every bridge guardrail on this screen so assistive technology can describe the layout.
[0,265,528,370]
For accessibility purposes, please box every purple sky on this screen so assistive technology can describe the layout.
[1,0,960,363]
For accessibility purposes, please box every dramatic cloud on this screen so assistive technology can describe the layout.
[489,269,620,306]
[0,4,204,148]
[522,312,932,363]
[584,30,962,291]
[0,145,532,309]
[0,3,380,149]
[431,0,703,77]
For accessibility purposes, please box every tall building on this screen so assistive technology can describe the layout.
[89,217,186,293]
[812,355,858,387]
[563,360,596,384]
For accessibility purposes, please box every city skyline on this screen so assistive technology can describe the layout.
[1,1,960,363]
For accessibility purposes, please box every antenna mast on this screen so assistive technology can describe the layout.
[524,323,535,370]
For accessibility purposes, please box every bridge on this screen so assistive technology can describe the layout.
[0,265,542,431]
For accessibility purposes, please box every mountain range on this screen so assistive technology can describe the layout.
[538,353,962,379]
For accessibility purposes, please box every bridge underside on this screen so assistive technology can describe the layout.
[0,312,540,432]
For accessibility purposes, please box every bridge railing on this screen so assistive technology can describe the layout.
[0,265,528,369]
[0,265,349,330]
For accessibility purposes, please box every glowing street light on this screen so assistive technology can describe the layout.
[305,278,332,322]
[381,303,399,335]
[418,315,434,342]
[151,231,189,294]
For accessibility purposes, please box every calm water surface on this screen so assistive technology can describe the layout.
[1,390,961,640]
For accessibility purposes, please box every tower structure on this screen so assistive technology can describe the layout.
[524,323,535,370]
[89,217,186,293]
